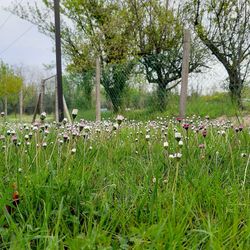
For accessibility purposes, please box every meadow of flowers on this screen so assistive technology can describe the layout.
[0,113,250,249]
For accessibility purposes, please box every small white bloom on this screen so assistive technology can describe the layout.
[72,109,78,119]
[63,118,68,124]
[163,141,169,149]
[113,123,119,130]
[174,132,182,141]
[116,114,124,125]
[241,153,247,158]
[71,148,76,154]
[84,126,91,132]
[145,134,150,141]
[178,140,184,147]
[175,153,182,159]
[221,130,226,136]
[33,126,38,131]
[40,112,47,120]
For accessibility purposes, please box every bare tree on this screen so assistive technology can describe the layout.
[187,0,250,108]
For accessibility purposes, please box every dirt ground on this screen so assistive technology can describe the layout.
[215,115,250,126]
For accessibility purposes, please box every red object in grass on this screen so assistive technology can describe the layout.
[12,191,19,207]
[5,184,20,214]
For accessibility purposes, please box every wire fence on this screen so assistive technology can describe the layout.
[62,55,183,120]
[1,53,247,122]
[0,54,217,121]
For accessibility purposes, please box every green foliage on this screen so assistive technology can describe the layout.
[63,71,95,110]
[10,0,207,113]
[0,61,23,98]
[102,60,136,112]
[22,85,38,114]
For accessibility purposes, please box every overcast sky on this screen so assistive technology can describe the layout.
[0,0,228,93]
[0,0,54,69]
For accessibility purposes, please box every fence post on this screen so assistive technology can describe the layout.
[63,95,72,123]
[32,93,41,123]
[19,88,23,121]
[95,57,101,122]
[179,29,191,119]
[4,96,7,117]
[40,80,45,113]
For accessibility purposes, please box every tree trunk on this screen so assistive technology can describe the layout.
[228,70,244,109]
[108,89,121,113]
[157,83,168,112]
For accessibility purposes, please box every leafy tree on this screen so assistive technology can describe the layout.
[102,60,136,112]
[0,61,23,114]
[11,0,207,112]
[186,0,250,108]
[63,71,95,110]
[126,0,207,111]
[11,0,135,112]
[22,84,38,114]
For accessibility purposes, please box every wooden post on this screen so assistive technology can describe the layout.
[32,93,41,123]
[63,95,72,123]
[19,88,23,121]
[40,80,45,113]
[95,57,101,122]
[179,29,191,118]
[4,96,7,117]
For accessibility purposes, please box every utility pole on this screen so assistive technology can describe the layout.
[54,0,64,122]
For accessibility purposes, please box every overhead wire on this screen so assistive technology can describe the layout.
[0,0,24,30]
[0,25,33,56]
[0,1,53,56]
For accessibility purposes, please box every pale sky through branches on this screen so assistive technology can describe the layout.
[0,0,227,93]
[0,0,54,68]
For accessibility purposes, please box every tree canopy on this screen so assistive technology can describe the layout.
[186,0,250,108]
[0,61,23,98]
[10,0,210,111]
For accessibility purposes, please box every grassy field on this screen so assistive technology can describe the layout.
[0,114,250,249]
[75,92,250,121]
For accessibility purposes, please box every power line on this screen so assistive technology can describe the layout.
[0,13,12,30]
[0,0,24,30]
[0,25,33,56]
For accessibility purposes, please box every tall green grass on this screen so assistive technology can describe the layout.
[0,118,250,249]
